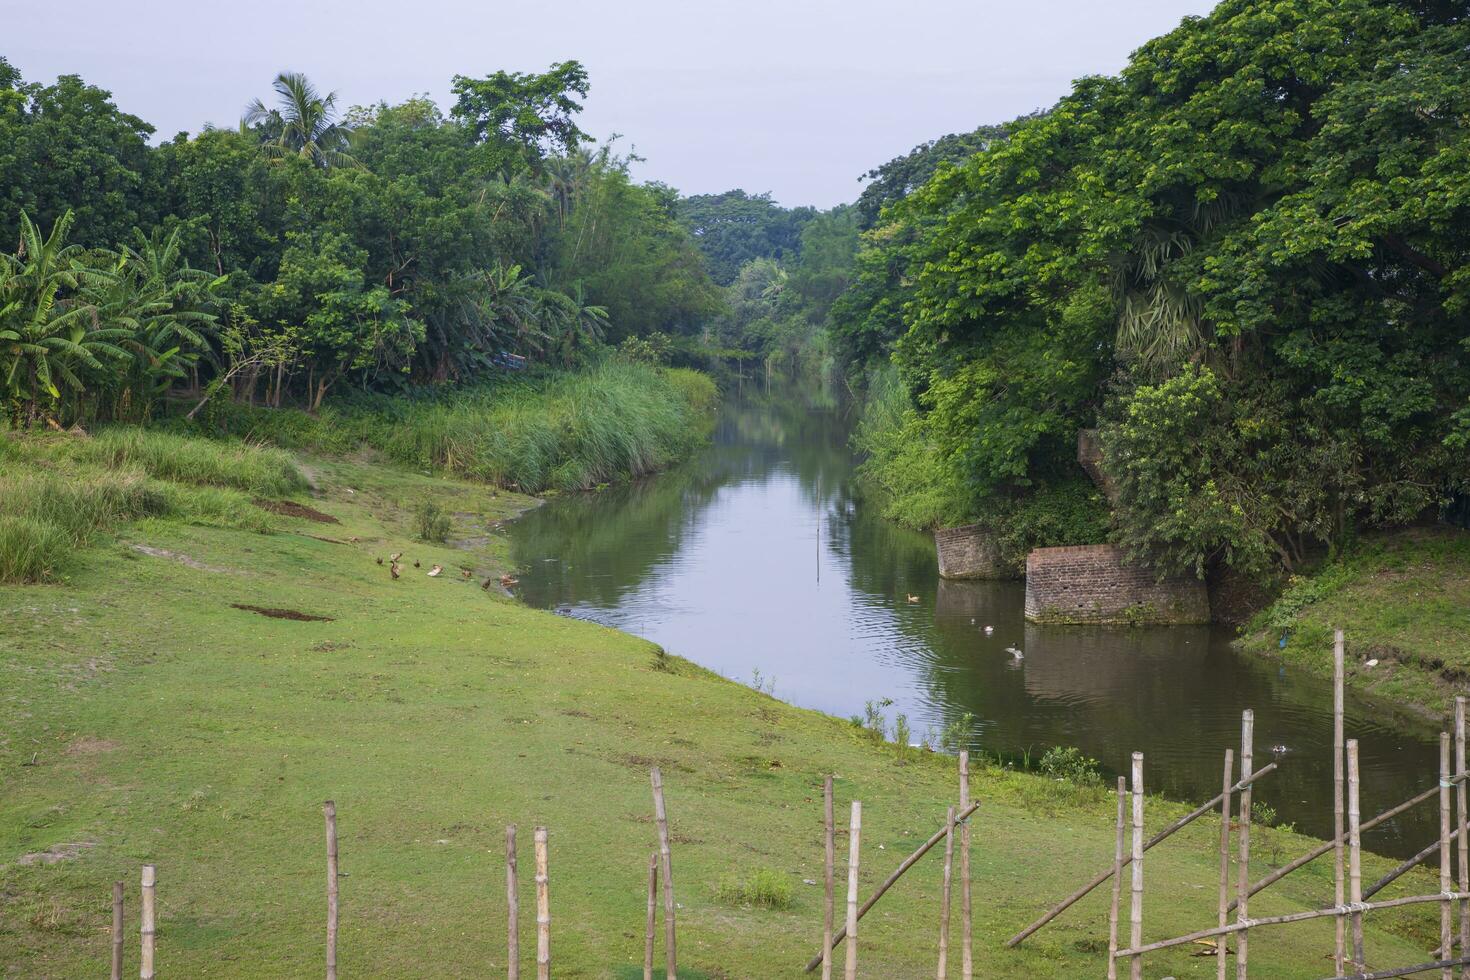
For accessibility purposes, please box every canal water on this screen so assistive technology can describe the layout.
[507,392,1442,857]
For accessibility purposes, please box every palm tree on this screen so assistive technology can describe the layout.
[242,72,357,168]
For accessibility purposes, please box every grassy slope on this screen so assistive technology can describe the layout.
[1237,527,1470,720]
[0,450,1448,977]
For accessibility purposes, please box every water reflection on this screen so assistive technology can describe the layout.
[508,394,1442,856]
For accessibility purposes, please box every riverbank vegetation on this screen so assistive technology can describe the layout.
[832,0,1469,588]
[0,443,1444,976]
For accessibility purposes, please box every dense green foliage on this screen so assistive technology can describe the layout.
[676,189,815,285]
[837,0,1470,579]
[0,57,720,425]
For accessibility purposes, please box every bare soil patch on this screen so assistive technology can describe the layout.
[230,604,335,622]
[64,736,119,756]
[17,842,95,866]
[253,498,340,524]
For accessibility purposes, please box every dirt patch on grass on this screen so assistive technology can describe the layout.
[16,842,95,867]
[130,545,234,573]
[230,604,335,622]
[64,737,119,756]
[253,498,340,524]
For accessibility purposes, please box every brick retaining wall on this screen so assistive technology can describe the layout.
[1024,543,1210,625]
[934,524,1012,580]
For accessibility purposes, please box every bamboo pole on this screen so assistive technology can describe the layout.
[1367,827,1464,901]
[1129,752,1144,980]
[1335,629,1347,975]
[1325,956,1470,980]
[824,775,835,980]
[937,806,955,980]
[535,827,550,980]
[112,881,124,980]
[1236,710,1254,980]
[1117,891,1470,959]
[845,800,862,980]
[1218,749,1234,980]
[1349,739,1365,969]
[650,768,677,980]
[645,853,658,980]
[325,801,339,980]
[1458,698,1468,979]
[140,864,156,980]
[802,801,981,972]
[1230,770,1470,914]
[1445,734,1455,980]
[507,825,520,980]
[1005,762,1279,947]
[958,750,972,980]
[1107,776,1126,980]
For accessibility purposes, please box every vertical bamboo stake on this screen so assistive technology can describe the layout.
[1236,710,1254,980]
[1443,733,1455,980]
[507,825,520,980]
[937,806,955,980]
[823,775,835,980]
[650,768,677,980]
[959,750,972,980]
[1334,630,1347,976]
[139,864,156,980]
[1457,697,1468,979]
[111,881,124,980]
[325,801,339,980]
[645,852,658,980]
[1348,738,1364,969]
[1217,749,1235,980]
[535,827,550,980]
[845,801,862,980]
[1107,776,1126,980]
[1129,752,1144,980]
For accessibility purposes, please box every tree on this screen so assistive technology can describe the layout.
[675,190,815,285]
[243,72,357,169]
[450,61,591,177]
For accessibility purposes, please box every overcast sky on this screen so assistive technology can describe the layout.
[6,0,1218,209]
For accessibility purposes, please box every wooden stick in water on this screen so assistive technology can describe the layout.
[1335,629,1347,975]
[824,775,835,980]
[507,825,520,980]
[1107,776,1126,980]
[325,801,339,980]
[959,750,972,980]
[140,864,156,980]
[645,852,658,980]
[1349,739,1364,969]
[535,827,550,980]
[111,881,124,980]
[1458,698,1469,979]
[845,801,862,980]
[1236,710,1254,980]
[1445,734,1455,980]
[651,768,677,980]
[1218,749,1234,980]
[937,806,955,980]
[1130,752,1144,980]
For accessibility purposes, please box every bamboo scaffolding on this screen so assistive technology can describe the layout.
[1005,762,1279,947]
[1129,752,1144,980]
[535,827,550,980]
[111,881,124,980]
[1458,698,1468,980]
[325,801,339,980]
[1113,891,1470,959]
[1349,739,1364,968]
[507,825,520,980]
[645,853,657,980]
[1218,749,1234,980]
[1323,956,1470,980]
[1236,710,1254,980]
[650,768,677,980]
[845,800,862,980]
[1364,827,1464,900]
[959,750,972,980]
[824,775,835,980]
[803,800,981,972]
[140,864,156,980]
[1444,734,1455,980]
[1335,629,1347,975]
[937,806,955,980]
[1229,770,1470,915]
[1107,777,1126,980]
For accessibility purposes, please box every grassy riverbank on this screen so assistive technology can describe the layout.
[0,435,1449,977]
[1237,526,1470,720]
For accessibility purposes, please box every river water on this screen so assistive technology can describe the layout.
[508,393,1442,857]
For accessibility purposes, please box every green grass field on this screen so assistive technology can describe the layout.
[0,434,1450,977]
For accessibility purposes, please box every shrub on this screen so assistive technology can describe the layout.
[714,867,794,910]
[415,500,451,542]
[1038,746,1103,786]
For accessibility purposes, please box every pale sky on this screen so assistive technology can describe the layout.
[4,0,1218,208]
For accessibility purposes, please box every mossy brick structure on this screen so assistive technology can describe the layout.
[934,523,1012,579]
[1024,544,1210,625]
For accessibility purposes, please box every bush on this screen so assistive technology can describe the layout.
[714,868,794,910]
[1038,746,1103,786]
[415,500,451,542]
